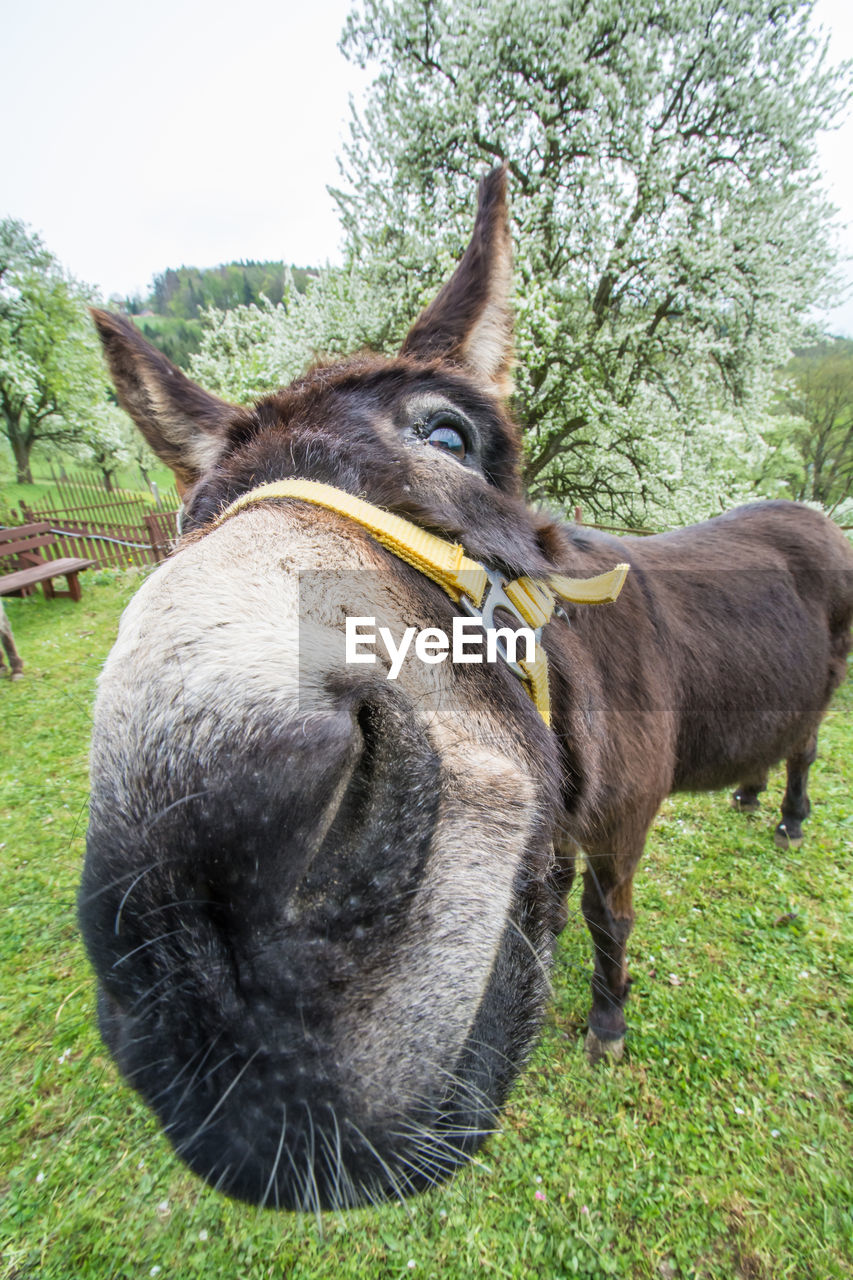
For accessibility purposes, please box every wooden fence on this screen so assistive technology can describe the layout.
[6,473,181,571]
[35,471,182,522]
[11,515,177,571]
[572,505,656,535]
[573,505,852,535]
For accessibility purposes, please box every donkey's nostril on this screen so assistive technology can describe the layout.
[291,691,442,931]
[355,700,381,751]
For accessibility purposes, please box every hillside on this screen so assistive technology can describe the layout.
[116,260,317,368]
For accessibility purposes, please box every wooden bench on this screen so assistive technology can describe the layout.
[0,523,95,602]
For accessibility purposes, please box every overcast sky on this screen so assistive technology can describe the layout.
[2,0,364,297]
[3,0,852,334]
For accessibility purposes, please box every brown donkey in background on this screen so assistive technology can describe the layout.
[80,169,853,1210]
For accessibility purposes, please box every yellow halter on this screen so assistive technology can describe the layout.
[213,479,629,727]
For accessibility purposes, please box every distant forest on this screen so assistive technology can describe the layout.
[117,261,316,368]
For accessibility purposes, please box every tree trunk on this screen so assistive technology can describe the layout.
[12,435,33,485]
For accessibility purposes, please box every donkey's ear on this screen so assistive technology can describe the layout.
[91,309,241,485]
[400,167,514,400]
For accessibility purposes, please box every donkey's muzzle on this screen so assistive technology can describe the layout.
[79,691,477,1207]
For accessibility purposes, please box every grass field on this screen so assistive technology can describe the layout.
[0,452,176,524]
[1,575,851,1279]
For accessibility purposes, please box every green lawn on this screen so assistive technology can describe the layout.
[1,576,851,1279]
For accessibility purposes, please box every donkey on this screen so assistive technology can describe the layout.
[80,169,853,1211]
[1,601,23,680]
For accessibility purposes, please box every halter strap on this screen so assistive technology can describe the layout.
[215,479,489,604]
[213,479,629,726]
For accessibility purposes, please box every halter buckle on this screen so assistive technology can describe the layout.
[459,567,543,681]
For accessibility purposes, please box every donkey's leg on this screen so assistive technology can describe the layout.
[731,771,768,814]
[547,829,578,934]
[775,733,818,849]
[580,837,644,1065]
[0,608,23,680]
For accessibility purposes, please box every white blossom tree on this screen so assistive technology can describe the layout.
[76,403,135,492]
[0,220,110,484]
[189,268,406,403]
[328,0,850,523]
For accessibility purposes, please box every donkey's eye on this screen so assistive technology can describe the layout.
[426,417,467,460]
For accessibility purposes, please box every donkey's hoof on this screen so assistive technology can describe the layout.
[731,792,760,813]
[774,824,803,850]
[585,1030,625,1065]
